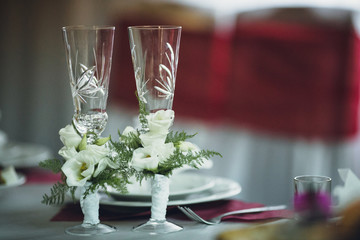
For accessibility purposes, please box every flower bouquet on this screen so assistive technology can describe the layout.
[123,25,221,234]
[39,25,129,236]
[110,93,221,234]
[40,124,129,235]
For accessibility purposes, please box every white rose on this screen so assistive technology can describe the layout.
[157,142,176,163]
[59,124,82,148]
[130,145,160,171]
[178,141,200,153]
[61,151,96,187]
[139,131,167,146]
[146,110,174,133]
[58,146,78,161]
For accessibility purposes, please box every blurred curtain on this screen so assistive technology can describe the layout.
[0,0,114,153]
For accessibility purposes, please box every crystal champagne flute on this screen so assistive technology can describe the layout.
[62,25,115,236]
[128,25,182,234]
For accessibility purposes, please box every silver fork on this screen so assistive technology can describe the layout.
[177,205,287,225]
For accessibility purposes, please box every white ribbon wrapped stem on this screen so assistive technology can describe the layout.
[150,174,170,221]
[80,182,100,225]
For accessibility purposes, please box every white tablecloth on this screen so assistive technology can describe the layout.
[0,184,266,240]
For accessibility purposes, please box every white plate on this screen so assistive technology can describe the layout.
[108,173,215,200]
[0,173,26,190]
[0,142,52,168]
[99,175,241,207]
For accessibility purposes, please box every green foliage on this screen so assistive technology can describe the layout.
[110,137,136,164]
[40,91,222,206]
[136,91,149,130]
[39,139,131,205]
[112,91,223,178]
[84,168,129,198]
[117,130,142,150]
[39,159,64,173]
[155,148,221,176]
[166,131,197,145]
[41,181,75,205]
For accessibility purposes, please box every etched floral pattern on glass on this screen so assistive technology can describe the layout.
[63,26,114,139]
[128,26,181,112]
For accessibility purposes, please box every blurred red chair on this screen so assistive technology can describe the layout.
[215,8,360,140]
[110,6,360,140]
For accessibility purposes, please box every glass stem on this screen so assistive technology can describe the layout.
[86,134,96,145]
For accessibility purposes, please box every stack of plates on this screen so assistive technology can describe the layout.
[0,142,52,168]
[100,172,241,207]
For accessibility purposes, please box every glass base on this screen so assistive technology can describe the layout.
[65,223,116,236]
[133,219,183,235]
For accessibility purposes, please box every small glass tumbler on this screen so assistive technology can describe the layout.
[294,175,332,221]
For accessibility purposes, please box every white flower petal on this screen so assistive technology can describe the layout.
[146,110,174,133]
[157,143,175,163]
[122,126,137,137]
[140,132,167,146]
[85,145,110,163]
[59,124,82,148]
[93,159,107,177]
[61,159,84,186]
[81,162,95,178]
[130,146,160,171]
[58,146,78,161]
[179,141,200,152]
[93,158,118,177]
[61,154,95,187]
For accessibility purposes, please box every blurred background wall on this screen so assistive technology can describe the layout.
[1,0,360,205]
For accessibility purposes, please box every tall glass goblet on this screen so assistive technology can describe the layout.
[128,25,182,234]
[62,25,116,236]
[62,25,114,143]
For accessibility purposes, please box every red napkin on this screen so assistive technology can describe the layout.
[51,203,152,222]
[51,200,293,222]
[19,168,61,184]
[171,200,293,222]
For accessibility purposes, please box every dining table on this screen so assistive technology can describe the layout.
[0,168,293,240]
